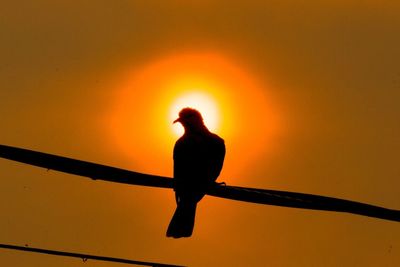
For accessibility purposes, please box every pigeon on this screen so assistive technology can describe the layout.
[167,108,225,238]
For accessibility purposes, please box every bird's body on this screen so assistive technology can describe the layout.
[167,108,225,238]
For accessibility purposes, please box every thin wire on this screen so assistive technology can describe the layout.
[0,243,185,267]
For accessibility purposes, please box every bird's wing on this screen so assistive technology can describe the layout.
[0,144,173,189]
[1,144,399,222]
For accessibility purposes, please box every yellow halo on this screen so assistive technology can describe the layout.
[169,91,219,136]
[106,52,284,181]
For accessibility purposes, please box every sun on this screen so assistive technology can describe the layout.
[106,52,283,181]
[169,91,219,136]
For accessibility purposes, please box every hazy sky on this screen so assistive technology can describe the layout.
[1,1,400,266]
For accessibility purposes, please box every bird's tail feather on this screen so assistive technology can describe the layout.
[166,202,197,238]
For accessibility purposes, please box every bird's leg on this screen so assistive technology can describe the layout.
[175,193,181,204]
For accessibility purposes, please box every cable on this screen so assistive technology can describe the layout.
[0,243,185,267]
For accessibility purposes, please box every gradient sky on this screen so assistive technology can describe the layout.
[1,1,400,266]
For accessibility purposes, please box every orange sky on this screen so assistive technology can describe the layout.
[1,1,400,266]
[106,52,283,184]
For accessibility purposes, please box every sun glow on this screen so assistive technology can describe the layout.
[170,91,220,136]
[107,52,283,181]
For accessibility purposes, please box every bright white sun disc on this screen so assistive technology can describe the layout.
[169,91,219,136]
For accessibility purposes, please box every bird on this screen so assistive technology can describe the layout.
[166,108,226,238]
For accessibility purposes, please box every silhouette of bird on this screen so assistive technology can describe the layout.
[167,108,225,238]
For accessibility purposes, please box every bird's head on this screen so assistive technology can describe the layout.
[173,108,206,133]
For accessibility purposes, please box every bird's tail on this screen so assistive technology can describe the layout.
[166,202,197,238]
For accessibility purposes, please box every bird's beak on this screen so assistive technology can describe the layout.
[173,117,180,124]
